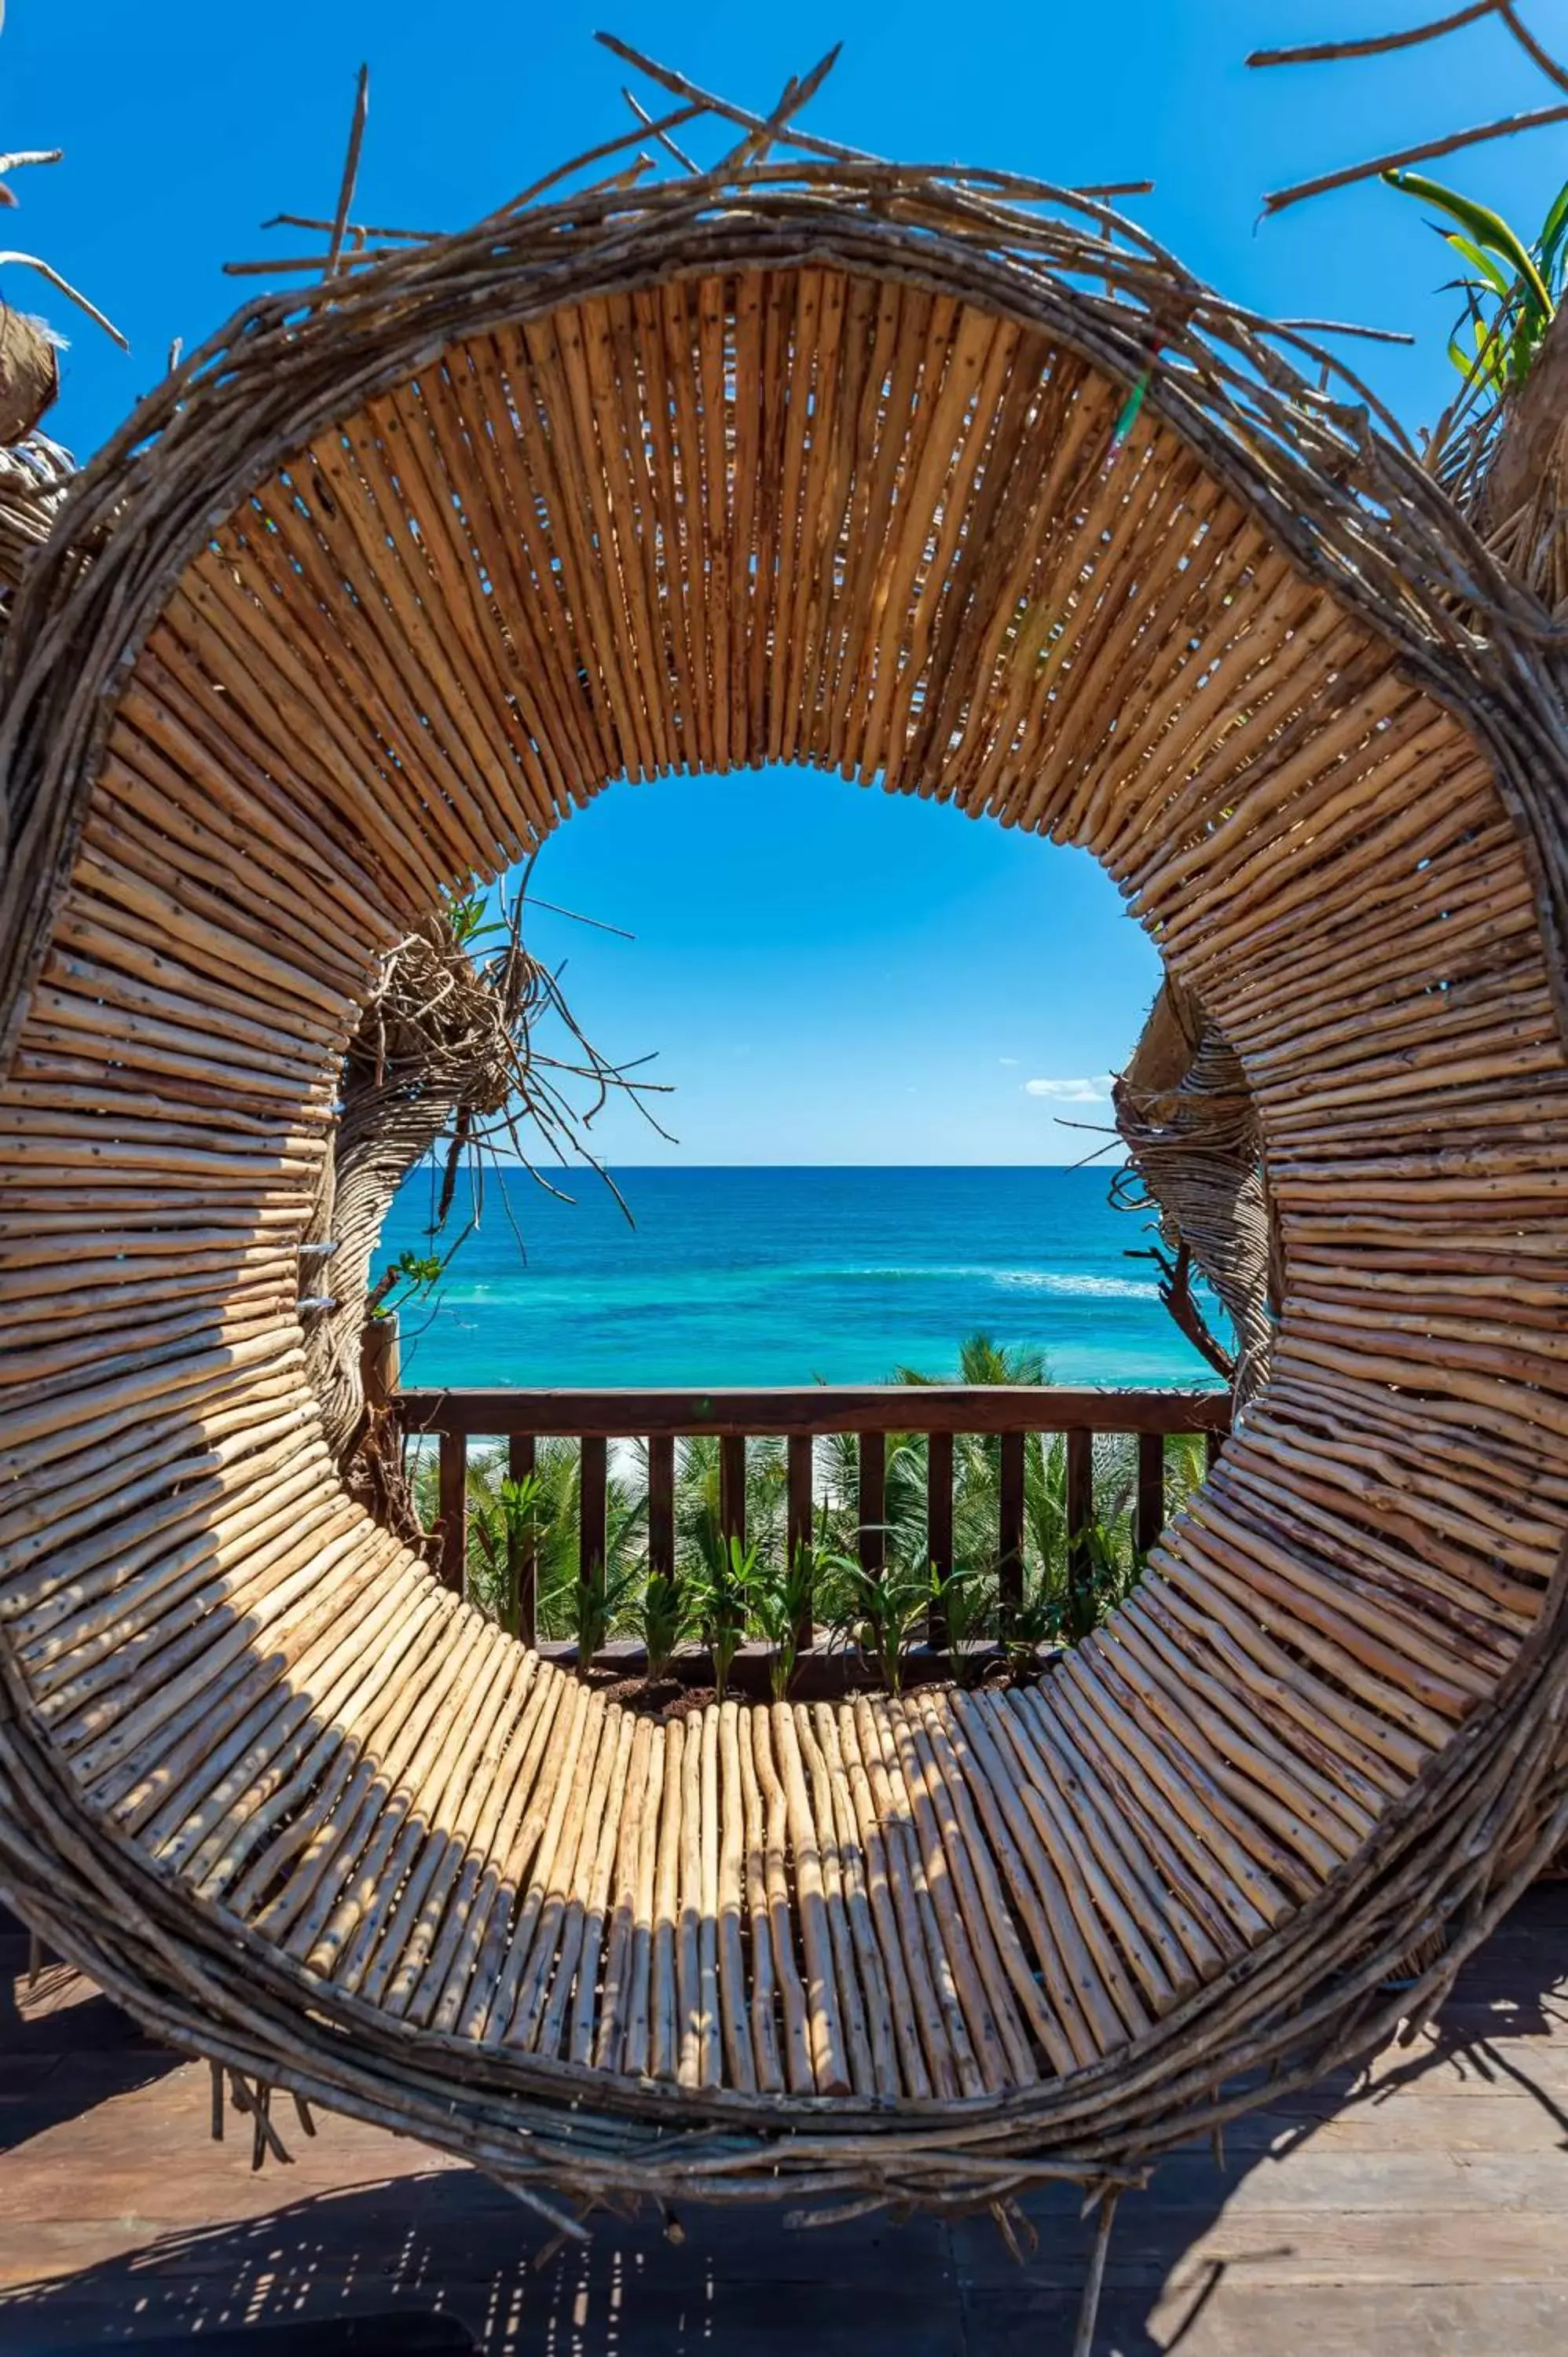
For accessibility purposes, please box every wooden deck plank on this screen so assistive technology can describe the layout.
[0,1889,1562,2352]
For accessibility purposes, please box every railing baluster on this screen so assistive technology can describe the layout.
[438,1428,468,1599]
[720,1434,747,1555]
[648,1433,676,1590]
[998,1431,1026,1626]
[508,1433,537,1643]
[787,1434,814,1647]
[927,1428,954,1648]
[1135,1429,1165,1560]
[1066,1426,1094,1634]
[859,1430,885,1577]
[579,1436,608,1659]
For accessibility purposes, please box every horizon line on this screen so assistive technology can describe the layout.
[416,1158,1119,1173]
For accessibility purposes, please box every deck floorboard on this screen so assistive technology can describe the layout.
[0,1887,1563,2353]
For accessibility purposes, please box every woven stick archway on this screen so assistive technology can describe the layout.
[3,131,1568,2227]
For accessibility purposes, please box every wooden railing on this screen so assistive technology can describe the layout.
[394,1385,1230,1677]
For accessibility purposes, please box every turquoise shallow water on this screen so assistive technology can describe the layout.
[376,1166,1217,1391]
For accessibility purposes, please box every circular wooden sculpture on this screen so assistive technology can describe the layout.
[2,147,1568,2230]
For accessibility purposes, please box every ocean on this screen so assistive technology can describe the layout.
[376,1166,1216,1392]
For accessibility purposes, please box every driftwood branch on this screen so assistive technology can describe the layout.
[0,252,126,347]
[1498,2,1568,97]
[622,88,700,175]
[1260,101,1568,217]
[326,64,371,276]
[0,148,63,179]
[1248,2,1501,69]
[1253,2,1568,216]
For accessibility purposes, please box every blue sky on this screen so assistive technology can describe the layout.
[12,2,1566,1162]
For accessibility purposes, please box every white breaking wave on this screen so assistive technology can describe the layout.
[989,1269,1160,1300]
[813,1263,1160,1301]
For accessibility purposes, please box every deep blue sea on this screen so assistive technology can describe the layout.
[376,1166,1214,1391]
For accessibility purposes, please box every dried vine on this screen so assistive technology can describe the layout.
[306,882,668,1523]
[1111,981,1273,1395]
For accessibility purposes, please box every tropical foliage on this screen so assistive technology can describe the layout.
[408,1333,1210,1687]
[1386,169,1568,402]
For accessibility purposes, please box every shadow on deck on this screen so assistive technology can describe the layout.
[0,1887,1563,2356]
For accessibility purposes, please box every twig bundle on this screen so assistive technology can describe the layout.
[1112,981,1274,1398]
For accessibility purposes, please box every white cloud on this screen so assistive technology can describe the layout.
[1023,1076,1110,1103]
[998,1055,1020,1067]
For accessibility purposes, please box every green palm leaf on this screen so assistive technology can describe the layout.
[1384,168,1555,322]
[1537,178,1568,277]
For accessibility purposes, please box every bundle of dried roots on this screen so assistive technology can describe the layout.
[1113,977,1277,1406]
[303,879,665,1516]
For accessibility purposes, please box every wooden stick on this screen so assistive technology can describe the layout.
[768,1703,850,2095]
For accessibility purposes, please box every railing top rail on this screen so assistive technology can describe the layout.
[394,1384,1232,1439]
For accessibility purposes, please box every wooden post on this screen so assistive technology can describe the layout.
[507,1432,537,1644]
[648,1433,676,1587]
[927,1428,954,1648]
[858,1430,886,1578]
[1066,1427,1094,1634]
[1135,1429,1165,1559]
[720,1435,747,1555]
[580,1435,609,1646]
[360,1310,400,1411]
[1205,1427,1225,1474]
[437,1427,467,1598]
[787,1434,814,1648]
[998,1431,1025,1622]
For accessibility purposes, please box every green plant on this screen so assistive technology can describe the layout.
[441,883,500,950]
[1000,1582,1064,1677]
[370,1246,446,1319]
[1161,1432,1207,1528]
[1385,169,1568,395]
[827,1556,928,1697]
[932,1561,993,1688]
[409,1335,1168,1673]
[745,1542,819,1702]
[1066,1520,1147,1644]
[688,1534,755,1702]
[467,1471,544,1637]
[572,1560,641,1677]
[416,1439,624,1639]
[672,1435,789,1587]
[640,1569,691,1683]
[896,1332,1050,1391]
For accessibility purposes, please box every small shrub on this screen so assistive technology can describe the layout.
[1001,1583,1064,1678]
[1064,1519,1146,1644]
[688,1535,756,1702]
[468,1471,544,1636]
[640,1569,691,1683]
[573,1560,640,1677]
[827,1557,928,1696]
[745,1542,819,1703]
[932,1562,993,1688]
